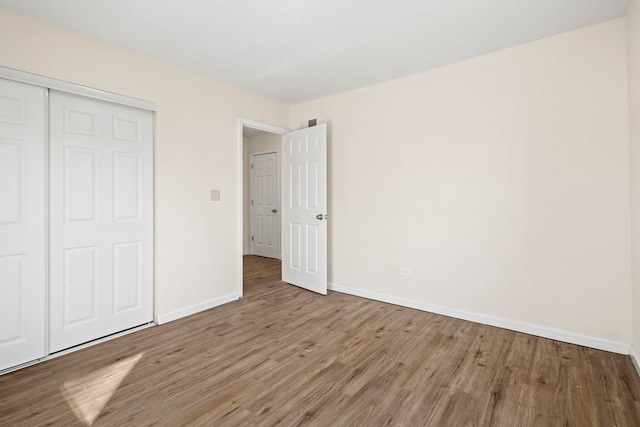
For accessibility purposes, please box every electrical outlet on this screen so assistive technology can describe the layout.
[399,268,411,276]
[210,189,221,201]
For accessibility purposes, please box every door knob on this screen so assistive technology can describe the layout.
[316,214,323,220]
[272,209,277,213]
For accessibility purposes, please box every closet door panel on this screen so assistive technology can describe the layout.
[0,79,46,371]
[49,91,153,353]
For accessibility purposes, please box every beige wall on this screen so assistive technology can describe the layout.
[243,132,281,254]
[0,7,289,319]
[628,0,640,357]
[291,19,632,343]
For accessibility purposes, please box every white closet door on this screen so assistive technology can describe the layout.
[49,91,153,353]
[0,79,46,370]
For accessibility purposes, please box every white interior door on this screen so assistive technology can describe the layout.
[0,79,46,370]
[282,124,327,295]
[251,151,280,259]
[49,91,153,353]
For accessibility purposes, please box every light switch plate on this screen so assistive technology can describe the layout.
[210,189,221,201]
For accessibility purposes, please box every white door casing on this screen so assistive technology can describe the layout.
[251,151,280,259]
[282,124,327,295]
[49,91,153,353]
[0,79,46,370]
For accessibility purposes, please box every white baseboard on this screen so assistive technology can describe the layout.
[328,282,630,355]
[631,346,640,378]
[156,292,240,325]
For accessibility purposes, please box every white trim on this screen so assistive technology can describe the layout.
[240,118,290,135]
[1,322,155,376]
[631,346,640,378]
[237,118,290,299]
[238,121,244,298]
[156,293,240,325]
[152,112,158,339]
[243,250,251,255]
[43,88,51,358]
[0,66,157,111]
[328,282,631,355]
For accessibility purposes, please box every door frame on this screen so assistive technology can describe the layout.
[237,118,289,297]
[249,149,281,259]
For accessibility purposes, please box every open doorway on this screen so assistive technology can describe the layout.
[238,119,289,297]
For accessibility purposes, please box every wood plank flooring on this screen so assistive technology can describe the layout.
[1,255,640,426]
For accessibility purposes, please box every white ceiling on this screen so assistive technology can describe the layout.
[0,0,630,104]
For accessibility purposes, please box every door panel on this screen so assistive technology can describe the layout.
[114,153,141,220]
[64,147,97,222]
[49,91,153,353]
[0,79,46,370]
[251,152,280,259]
[64,246,98,326]
[0,255,26,342]
[282,124,327,295]
[0,141,22,223]
[113,241,142,313]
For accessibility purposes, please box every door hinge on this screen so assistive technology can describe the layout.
[251,163,253,169]
[251,200,253,205]
[252,236,254,242]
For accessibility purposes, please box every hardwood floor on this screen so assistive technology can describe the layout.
[2,255,640,426]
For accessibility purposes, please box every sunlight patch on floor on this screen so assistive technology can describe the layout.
[60,353,144,425]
